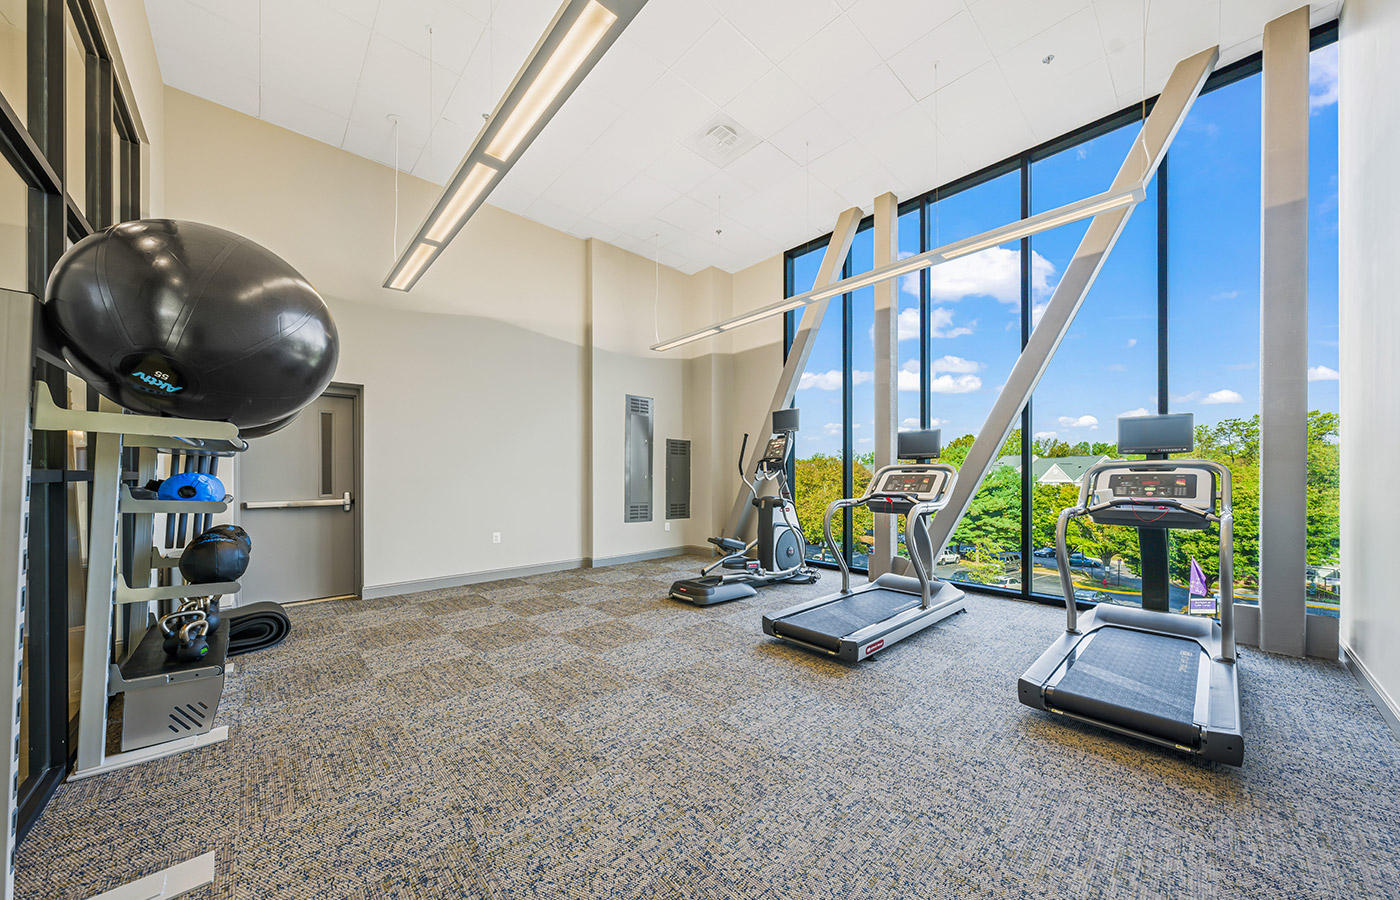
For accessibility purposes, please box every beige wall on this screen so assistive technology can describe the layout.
[1340,0,1400,725]
[161,86,786,592]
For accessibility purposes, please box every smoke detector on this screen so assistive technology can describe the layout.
[687,114,758,167]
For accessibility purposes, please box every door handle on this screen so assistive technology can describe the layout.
[243,492,353,511]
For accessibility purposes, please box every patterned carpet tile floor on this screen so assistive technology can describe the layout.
[17,556,1400,899]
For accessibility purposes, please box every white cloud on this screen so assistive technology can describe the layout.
[1126,338,1137,349]
[873,307,975,342]
[1057,415,1099,429]
[1034,431,1058,440]
[1030,301,1049,329]
[1210,290,1240,301]
[1310,43,1338,112]
[929,355,983,374]
[895,359,983,393]
[899,417,921,431]
[927,248,1057,305]
[897,360,921,392]
[929,307,975,338]
[1105,363,1126,372]
[1308,365,1340,382]
[1119,407,1151,418]
[823,422,842,436]
[930,374,982,394]
[799,369,871,390]
[1201,389,1244,405]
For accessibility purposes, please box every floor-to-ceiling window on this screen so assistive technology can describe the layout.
[1,0,144,840]
[784,23,1341,615]
[1306,40,1341,617]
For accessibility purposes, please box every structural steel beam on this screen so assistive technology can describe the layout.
[922,45,1219,560]
[870,192,899,577]
[723,207,861,540]
[1259,7,1310,657]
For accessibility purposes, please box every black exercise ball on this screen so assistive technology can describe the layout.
[205,523,252,552]
[238,411,300,439]
[44,219,338,431]
[180,526,251,584]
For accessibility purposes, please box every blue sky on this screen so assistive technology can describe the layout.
[791,44,1340,457]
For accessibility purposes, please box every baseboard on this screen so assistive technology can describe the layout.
[361,546,707,600]
[362,558,586,599]
[585,545,707,568]
[1343,641,1400,745]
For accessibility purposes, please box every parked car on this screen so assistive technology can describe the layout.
[1073,588,1109,603]
[936,551,959,566]
[1033,546,1056,559]
[954,544,976,557]
[1067,552,1103,569]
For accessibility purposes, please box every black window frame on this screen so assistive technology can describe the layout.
[0,0,144,841]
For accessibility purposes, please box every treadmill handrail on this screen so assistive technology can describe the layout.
[1058,456,1235,662]
[823,497,864,595]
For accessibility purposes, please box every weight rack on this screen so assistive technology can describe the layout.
[18,378,246,900]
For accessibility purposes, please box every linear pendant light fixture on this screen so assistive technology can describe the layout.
[650,184,1146,352]
[384,0,650,291]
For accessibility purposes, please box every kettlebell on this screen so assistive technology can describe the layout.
[177,619,210,662]
[159,609,208,657]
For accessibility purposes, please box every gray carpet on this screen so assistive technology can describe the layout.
[17,556,1400,899]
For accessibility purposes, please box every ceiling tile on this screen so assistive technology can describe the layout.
[657,194,719,233]
[780,15,883,104]
[158,40,262,117]
[724,0,842,64]
[346,34,460,148]
[822,64,916,137]
[622,0,720,66]
[645,144,723,194]
[259,85,350,146]
[628,71,719,143]
[832,162,898,208]
[412,116,474,183]
[591,174,682,233]
[146,0,260,82]
[183,0,260,31]
[1016,57,1118,140]
[262,0,372,63]
[768,105,852,166]
[439,31,528,128]
[591,111,677,172]
[671,20,773,107]
[807,139,880,190]
[997,7,1105,93]
[695,168,753,211]
[920,61,1015,134]
[967,0,1092,56]
[260,38,364,118]
[373,0,485,73]
[723,142,800,191]
[887,11,993,100]
[858,106,963,192]
[845,0,962,59]
[945,100,1035,167]
[583,38,667,108]
[523,196,583,234]
[722,68,816,140]
[331,0,382,28]
[483,0,557,47]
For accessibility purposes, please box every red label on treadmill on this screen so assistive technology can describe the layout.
[865,639,884,655]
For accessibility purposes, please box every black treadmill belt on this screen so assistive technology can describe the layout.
[775,589,919,651]
[1051,627,1202,747]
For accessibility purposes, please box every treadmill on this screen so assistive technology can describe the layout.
[762,430,966,662]
[1018,413,1243,766]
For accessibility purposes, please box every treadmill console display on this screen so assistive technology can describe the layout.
[1108,472,1197,499]
[874,469,946,500]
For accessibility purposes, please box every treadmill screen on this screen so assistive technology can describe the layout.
[880,473,937,495]
[762,437,787,461]
[1108,472,1197,499]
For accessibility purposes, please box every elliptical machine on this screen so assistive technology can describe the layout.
[670,408,818,605]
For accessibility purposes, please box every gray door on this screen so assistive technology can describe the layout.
[238,391,359,604]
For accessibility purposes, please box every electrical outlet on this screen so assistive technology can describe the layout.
[665,522,671,532]
[492,532,501,544]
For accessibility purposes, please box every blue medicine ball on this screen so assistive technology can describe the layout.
[157,472,225,502]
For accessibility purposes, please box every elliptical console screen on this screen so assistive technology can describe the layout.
[879,473,939,496]
[761,435,788,464]
[1108,472,1197,499]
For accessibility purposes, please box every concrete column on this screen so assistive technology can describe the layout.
[870,192,899,578]
[1259,6,1310,657]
